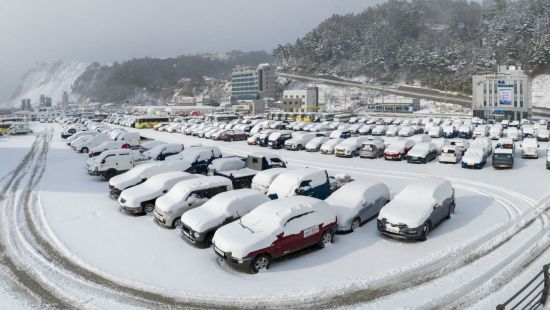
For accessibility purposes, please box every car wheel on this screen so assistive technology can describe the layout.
[351,151,356,157]
[419,223,430,241]
[104,171,116,180]
[81,147,89,153]
[318,230,333,248]
[351,217,361,232]
[298,144,303,150]
[143,203,154,214]
[172,217,182,229]
[250,254,271,273]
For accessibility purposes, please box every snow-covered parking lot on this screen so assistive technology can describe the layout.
[1,123,550,309]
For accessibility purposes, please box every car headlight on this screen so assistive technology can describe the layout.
[193,231,200,238]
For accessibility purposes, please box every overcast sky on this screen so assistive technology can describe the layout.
[0,0,383,102]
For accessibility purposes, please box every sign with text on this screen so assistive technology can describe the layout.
[497,80,514,106]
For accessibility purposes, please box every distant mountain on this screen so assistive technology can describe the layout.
[274,0,550,94]
[8,61,88,108]
[72,50,276,103]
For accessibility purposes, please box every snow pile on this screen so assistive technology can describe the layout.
[8,61,88,107]
[532,75,550,108]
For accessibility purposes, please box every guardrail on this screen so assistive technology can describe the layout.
[496,264,549,310]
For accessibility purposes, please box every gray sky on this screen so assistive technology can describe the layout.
[0,0,383,102]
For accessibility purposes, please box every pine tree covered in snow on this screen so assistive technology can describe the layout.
[274,0,550,94]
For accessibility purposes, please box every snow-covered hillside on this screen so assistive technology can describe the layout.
[532,74,550,108]
[7,61,88,107]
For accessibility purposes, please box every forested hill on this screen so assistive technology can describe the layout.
[274,0,550,94]
[72,51,275,103]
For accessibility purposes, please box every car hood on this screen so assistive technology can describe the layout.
[378,200,432,228]
[408,148,429,157]
[212,221,275,259]
[119,184,161,209]
[182,208,225,232]
[463,152,483,164]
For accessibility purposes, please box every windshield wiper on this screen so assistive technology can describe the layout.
[236,210,254,233]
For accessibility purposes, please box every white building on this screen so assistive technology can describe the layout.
[279,87,319,112]
[231,64,276,101]
[472,65,532,121]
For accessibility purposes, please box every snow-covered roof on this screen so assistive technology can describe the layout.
[251,168,287,187]
[210,157,245,172]
[267,168,326,198]
[326,180,389,210]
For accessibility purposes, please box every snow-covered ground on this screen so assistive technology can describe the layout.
[6,123,540,308]
[533,74,550,109]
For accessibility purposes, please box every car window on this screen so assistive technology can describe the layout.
[283,212,314,235]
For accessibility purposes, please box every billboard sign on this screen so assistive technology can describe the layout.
[497,80,514,106]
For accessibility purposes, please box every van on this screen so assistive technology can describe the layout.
[251,168,287,194]
[153,176,233,228]
[267,168,331,200]
[87,149,145,179]
[8,122,31,135]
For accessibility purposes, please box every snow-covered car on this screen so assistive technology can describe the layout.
[489,126,503,140]
[473,125,489,138]
[219,129,248,142]
[398,126,415,137]
[359,140,385,159]
[207,157,246,176]
[384,140,415,161]
[473,137,493,157]
[357,124,374,135]
[334,137,369,157]
[329,129,352,139]
[386,125,400,137]
[537,129,550,142]
[458,124,473,139]
[439,145,462,164]
[506,127,522,141]
[88,141,129,157]
[87,149,147,179]
[66,131,96,144]
[267,168,332,200]
[320,138,344,155]
[251,168,287,194]
[108,160,193,199]
[443,125,457,138]
[138,140,166,153]
[212,196,337,273]
[371,125,387,136]
[461,146,487,169]
[305,136,330,152]
[406,143,438,164]
[326,180,390,232]
[446,138,470,153]
[284,132,316,151]
[154,176,233,228]
[247,133,260,145]
[166,146,222,174]
[267,131,293,149]
[428,126,443,138]
[180,189,270,248]
[520,137,539,159]
[73,133,111,153]
[118,172,197,214]
[144,143,184,161]
[377,178,455,241]
[547,151,550,170]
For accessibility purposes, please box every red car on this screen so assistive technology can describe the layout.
[212,196,337,273]
[384,140,415,161]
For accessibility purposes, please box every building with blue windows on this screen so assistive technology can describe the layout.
[231,64,276,102]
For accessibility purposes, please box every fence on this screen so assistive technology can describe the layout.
[496,264,549,310]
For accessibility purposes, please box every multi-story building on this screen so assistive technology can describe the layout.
[279,87,319,112]
[231,64,276,101]
[472,65,532,121]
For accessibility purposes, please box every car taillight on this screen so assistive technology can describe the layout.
[122,144,129,148]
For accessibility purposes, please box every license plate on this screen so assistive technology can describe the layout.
[386,225,400,233]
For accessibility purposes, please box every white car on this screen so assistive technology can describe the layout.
[447,138,470,153]
[88,141,129,157]
[284,132,317,151]
[212,196,337,273]
[118,172,197,214]
[520,137,539,159]
[326,180,390,232]
[180,189,270,247]
[537,129,549,142]
[377,178,455,241]
[73,134,111,153]
[386,125,401,137]
[398,126,415,137]
[371,125,387,136]
[473,125,489,138]
[358,124,373,135]
[489,126,503,140]
[428,126,443,138]
[154,176,233,228]
[506,127,522,141]
[108,160,192,199]
[207,157,246,176]
[439,145,462,164]
[305,136,330,152]
[334,137,369,157]
[320,138,344,155]
[139,140,166,153]
[251,168,287,194]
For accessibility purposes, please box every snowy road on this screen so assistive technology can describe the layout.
[0,123,549,309]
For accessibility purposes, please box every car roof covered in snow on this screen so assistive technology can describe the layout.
[267,168,326,198]
[326,180,389,209]
[210,157,245,171]
[156,176,232,212]
[252,168,288,186]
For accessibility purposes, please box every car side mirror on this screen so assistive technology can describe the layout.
[276,232,284,239]
[100,160,105,164]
